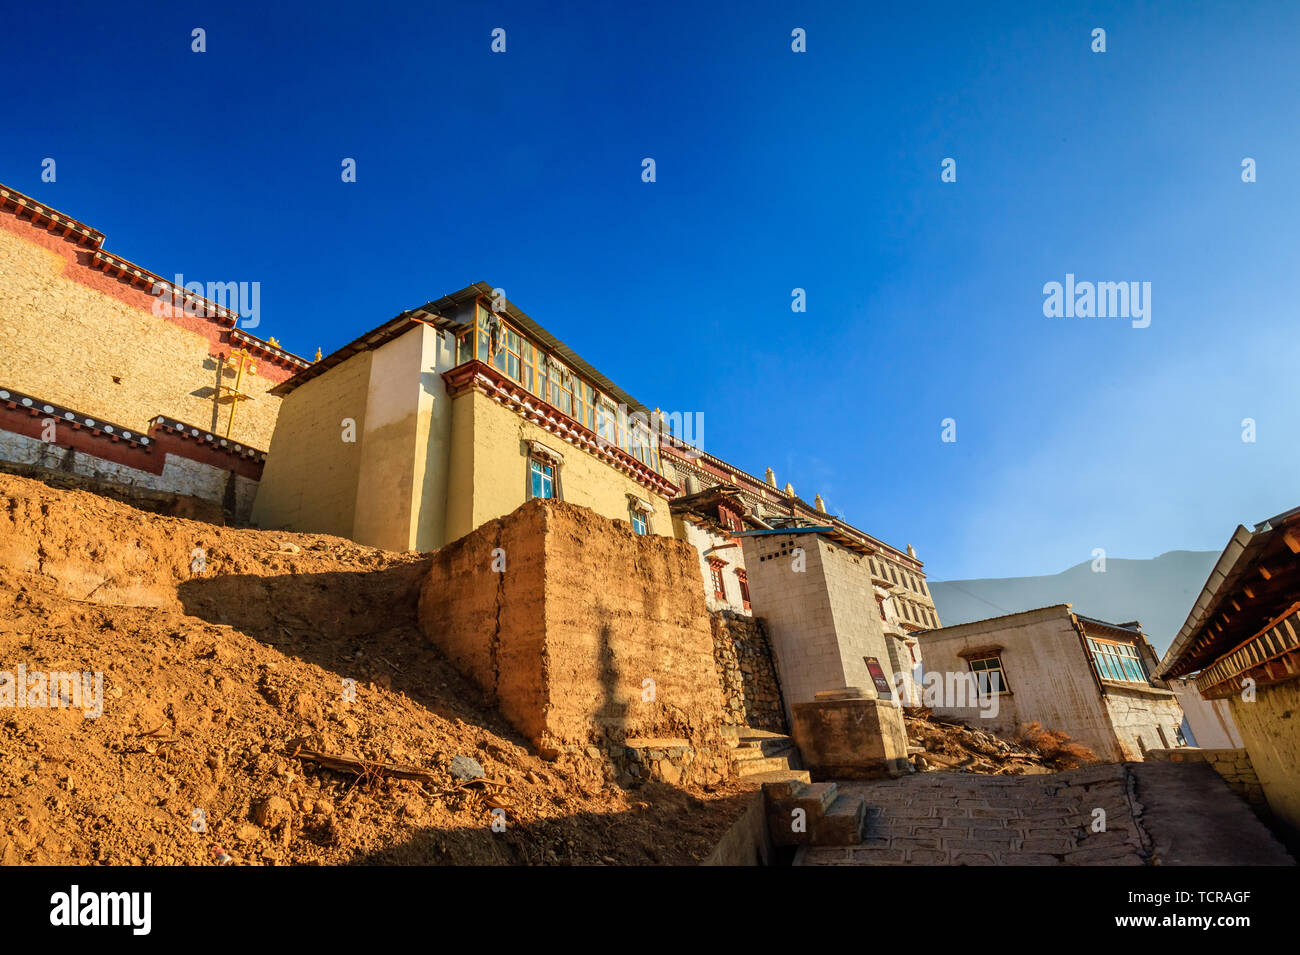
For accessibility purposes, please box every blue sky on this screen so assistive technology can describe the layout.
[4,1,1298,580]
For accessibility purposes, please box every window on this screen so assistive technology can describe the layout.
[718,504,743,534]
[476,303,493,363]
[595,400,617,446]
[1086,637,1148,683]
[736,569,750,610]
[707,559,726,600]
[575,381,595,432]
[529,459,555,500]
[504,328,522,381]
[969,656,1009,695]
[519,338,536,393]
[630,510,647,535]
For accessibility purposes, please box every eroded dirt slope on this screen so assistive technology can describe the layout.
[0,472,749,865]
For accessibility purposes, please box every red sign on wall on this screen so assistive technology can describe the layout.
[863,656,892,699]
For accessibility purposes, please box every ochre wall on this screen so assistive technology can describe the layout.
[1230,679,1300,850]
[352,330,427,552]
[447,388,671,545]
[251,350,373,538]
[419,499,727,763]
[0,211,294,449]
[443,382,479,544]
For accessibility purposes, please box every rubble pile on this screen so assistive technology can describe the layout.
[904,708,1099,775]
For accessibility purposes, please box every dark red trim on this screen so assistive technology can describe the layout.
[0,399,163,475]
[145,422,264,481]
[0,389,265,482]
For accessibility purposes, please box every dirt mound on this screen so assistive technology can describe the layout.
[905,708,1099,775]
[0,472,750,865]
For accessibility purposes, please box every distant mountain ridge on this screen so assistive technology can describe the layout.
[928,550,1220,655]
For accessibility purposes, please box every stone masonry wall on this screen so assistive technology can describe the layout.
[1100,687,1186,761]
[710,610,787,732]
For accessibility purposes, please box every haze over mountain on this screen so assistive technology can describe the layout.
[928,551,1221,655]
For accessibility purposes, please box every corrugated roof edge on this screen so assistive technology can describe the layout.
[270,283,652,417]
[1155,502,1300,678]
[423,283,653,419]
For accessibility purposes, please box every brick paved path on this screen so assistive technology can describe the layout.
[795,762,1294,866]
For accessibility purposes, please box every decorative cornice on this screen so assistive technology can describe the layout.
[444,361,678,499]
[229,329,311,370]
[0,387,152,446]
[527,439,565,466]
[0,186,104,247]
[147,416,268,463]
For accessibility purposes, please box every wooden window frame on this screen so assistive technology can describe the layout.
[1086,636,1149,684]
[707,557,727,601]
[968,655,1011,695]
[526,441,564,502]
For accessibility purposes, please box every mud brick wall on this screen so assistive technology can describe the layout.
[711,611,787,732]
[419,499,731,777]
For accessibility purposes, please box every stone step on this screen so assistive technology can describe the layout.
[736,738,796,758]
[744,768,812,786]
[723,725,790,741]
[790,781,839,815]
[737,754,798,777]
[814,794,867,846]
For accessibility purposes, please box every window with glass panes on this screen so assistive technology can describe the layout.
[1086,637,1148,683]
[707,559,726,599]
[968,656,1009,695]
[458,297,664,472]
[630,509,647,535]
[529,459,555,500]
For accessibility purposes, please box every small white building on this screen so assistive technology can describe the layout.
[917,605,1185,762]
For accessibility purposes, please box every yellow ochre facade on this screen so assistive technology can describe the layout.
[251,284,675,553]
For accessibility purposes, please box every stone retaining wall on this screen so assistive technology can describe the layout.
[710,610,787,732]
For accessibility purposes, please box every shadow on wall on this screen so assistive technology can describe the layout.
[596,622,629,732]
[175,565,524,738]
